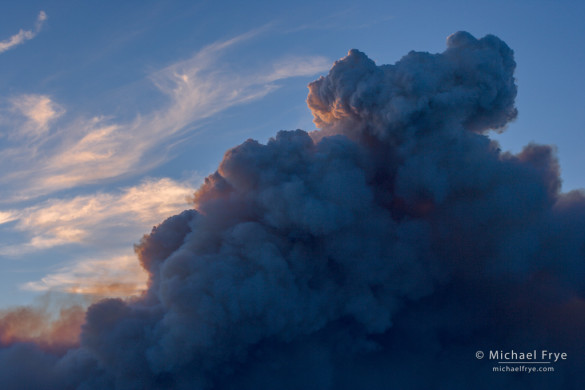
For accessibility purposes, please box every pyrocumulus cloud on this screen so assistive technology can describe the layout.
[0,31,583,389]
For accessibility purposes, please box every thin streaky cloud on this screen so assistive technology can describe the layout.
[191,22,274,58]
[0,177,195,256]
[263,56,332,82]
[0,31,329,200]
[0,11,47,54]
[0,211,18,225]
[21,253,148,298]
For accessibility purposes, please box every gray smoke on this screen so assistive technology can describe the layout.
[1,31,584,389]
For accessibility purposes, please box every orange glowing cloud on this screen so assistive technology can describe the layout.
[0,305,85,350]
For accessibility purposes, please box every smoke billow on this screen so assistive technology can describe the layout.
[0,301,84,351]
[2,31,584,389]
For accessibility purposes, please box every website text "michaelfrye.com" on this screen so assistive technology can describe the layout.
[475,349,567,374]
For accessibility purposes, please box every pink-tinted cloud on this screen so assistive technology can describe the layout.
[0,11,47,54]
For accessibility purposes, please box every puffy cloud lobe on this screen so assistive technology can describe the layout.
[307,31,517,144]
[1,31,585,389]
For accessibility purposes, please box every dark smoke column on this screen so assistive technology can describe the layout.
[2,31,584,390]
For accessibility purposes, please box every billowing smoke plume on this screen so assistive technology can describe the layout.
[2,31,584,389]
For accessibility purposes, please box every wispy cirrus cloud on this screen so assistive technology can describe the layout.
[9,94,64,138]
[22,253,148,298]
[0,11,47,55]
[0,211,17,224]
[0,30,329,200]
[0,177,195,255]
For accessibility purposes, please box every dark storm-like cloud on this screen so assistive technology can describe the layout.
[1,31,584,389]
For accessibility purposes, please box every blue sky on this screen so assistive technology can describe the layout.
[0,0,583,308]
